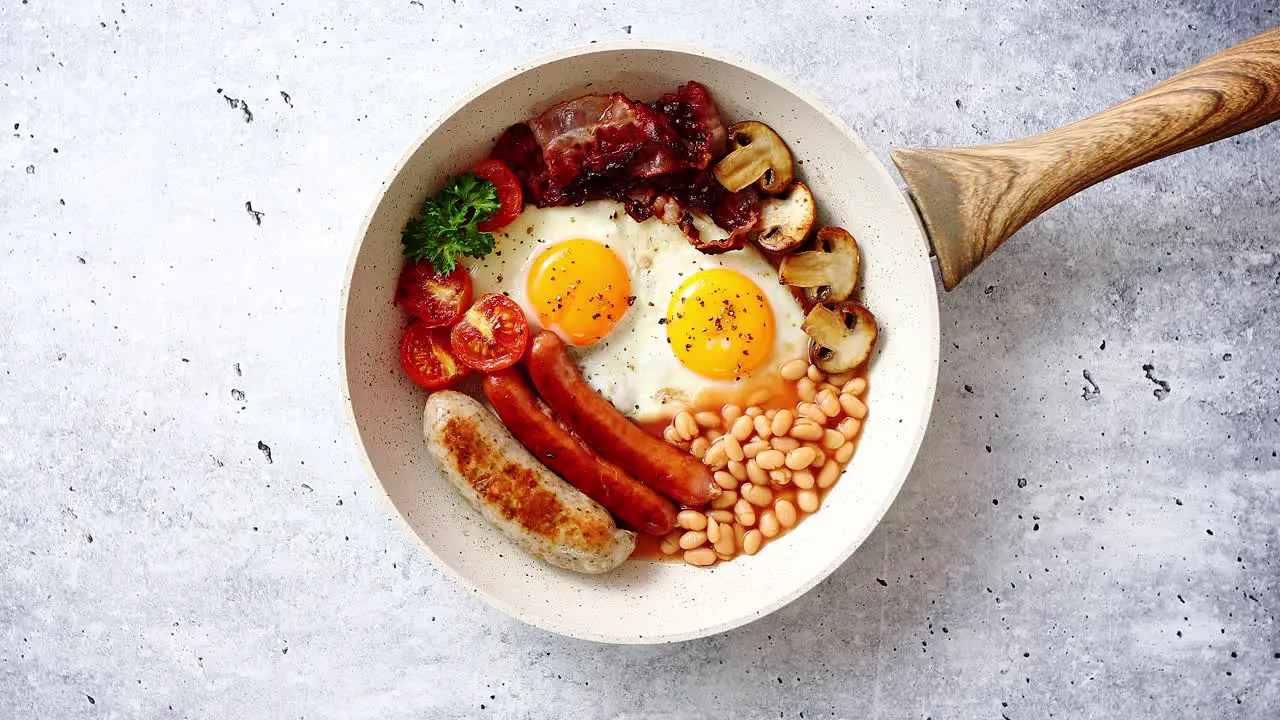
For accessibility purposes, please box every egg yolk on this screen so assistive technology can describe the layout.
[526,238,632,346]
[666,268,775,380]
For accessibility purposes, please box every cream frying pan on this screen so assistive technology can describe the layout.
[339,31,1280,643]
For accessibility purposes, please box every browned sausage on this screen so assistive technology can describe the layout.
[525,331,719,507]
[483,369,678,536]
[424,390,634,574]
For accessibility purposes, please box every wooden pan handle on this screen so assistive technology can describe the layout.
[892,27,1280,290]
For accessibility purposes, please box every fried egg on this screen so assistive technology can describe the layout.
[466,199,808,422]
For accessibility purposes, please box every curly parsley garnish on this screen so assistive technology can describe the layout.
[402,172,500,274]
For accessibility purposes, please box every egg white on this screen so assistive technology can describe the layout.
[466,200,808,422]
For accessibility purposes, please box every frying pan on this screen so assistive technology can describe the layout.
[339,30,1280,643]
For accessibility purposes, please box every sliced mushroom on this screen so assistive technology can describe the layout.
[779,227,860,304]
[802,301,878,373]
[753,181,815,253]
[713,121,794,194]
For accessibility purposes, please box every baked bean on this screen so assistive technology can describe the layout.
[806,444,827,468]
[742,529,763,555]
[744,406,763,417]
[741,482,773,507]
[731,415,754,442]
[779,358,808,381]
[713,527,736,555]
[755,449,785,470]
[806,364,826,383]
[768,469,791,485]
[706,516,721,544]
[722,404,743,425]
[660,537,680,555]
[662,425,684,447]
[733,521,747,551]
[816,388,841,418]
[842,377,868,396]
[770,436,800,452]
[765,408,778,420]
[759,510,781,538]
[690,436,710,459]
[838,416,861,439]
[684,548,717,566]
[840,392,868,419]
[727,459,748,481]
[796,402,828,424]
[785,446,817,470]
[746,459,768,485]
[792,469,815,489]
[743,440,769,458]
[796,488,820,513]
[770,409,795,437]
[734,499,756,527]
[796,377,817,402]
[695,411,722,429]
[828,370,856,387]
[677,509,708,531]
[836,442,855,464]
[821,428,846,450]
[713,470,739,491]
[747,388,771,406]
[722,434,745,462]
[775,499,798,528]
[789,421,824,441]
[707,509,734,524]
[703,441,728,469]
[753,414,773,440]
[673,410,698,441]
[710,489,738,509]
[679,530,708,550]
[817,460,840,488]
[715,551,735,562]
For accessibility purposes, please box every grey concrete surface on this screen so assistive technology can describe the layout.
[2,2,1278,718]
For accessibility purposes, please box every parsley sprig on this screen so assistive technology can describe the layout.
[402,172,500,274]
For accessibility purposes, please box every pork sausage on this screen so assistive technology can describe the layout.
[484,369,678,536]
[423,390,635,574]
[525,331,719,507]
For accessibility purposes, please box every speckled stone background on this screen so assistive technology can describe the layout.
[2,2,1278,718]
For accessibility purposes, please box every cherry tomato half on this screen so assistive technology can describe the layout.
[473,159,523,233]
[450,293,530,372]
[395,261,473,327]
[400,322,471,390]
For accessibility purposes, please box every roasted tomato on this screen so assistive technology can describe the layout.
[400,322,470,389]
[395,261,474,327]
[450,293,530,372]
[473,159,523,232]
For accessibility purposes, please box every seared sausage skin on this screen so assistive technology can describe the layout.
[423,390,635,574]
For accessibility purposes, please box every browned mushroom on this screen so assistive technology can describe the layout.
[802,301,878,373]
[712,121,794,194]
[779,227,860,304]
[753,182,815,253]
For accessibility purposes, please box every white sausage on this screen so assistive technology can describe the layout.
[423,391,635,574]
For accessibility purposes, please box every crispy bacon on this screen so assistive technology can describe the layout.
[653,82,727,170]
[490,81,759,251]
[526,94,683,188]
